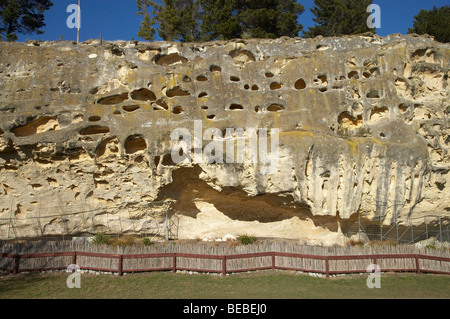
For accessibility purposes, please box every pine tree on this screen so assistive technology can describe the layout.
[178,0,201,42]
[237,0,304,39]
[200,0,304,41]
[199,0,241,41]
[137,0,156,41]
[138,0,201,42]
[408,5,450,43]
[138,11,156,42]
[0,0,53,41]
[139,0,304,42]
[303,0,374,38]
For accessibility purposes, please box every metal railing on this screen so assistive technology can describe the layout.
[346,212,449,244]
[0,199,178,241]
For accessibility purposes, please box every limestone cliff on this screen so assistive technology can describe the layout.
[0,34,448,244]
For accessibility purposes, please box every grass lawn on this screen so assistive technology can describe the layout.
[0,270,449,299]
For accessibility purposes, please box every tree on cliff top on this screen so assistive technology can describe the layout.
[138,0,305,42]
[0,0,53,41]
[200,0,305,41]
[137,0,156,41]
[303,0,374,38]
[137,0,201,42]
[408,5,450,43]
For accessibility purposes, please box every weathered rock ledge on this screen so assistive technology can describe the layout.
[0,34,449,244]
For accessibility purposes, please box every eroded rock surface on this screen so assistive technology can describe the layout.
[0,34,449,244]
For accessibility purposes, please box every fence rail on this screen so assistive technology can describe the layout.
[1,250,449,278]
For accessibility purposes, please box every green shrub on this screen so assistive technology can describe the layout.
[92,233,110,245]
[142,237,154,246]
[237,234,257,245]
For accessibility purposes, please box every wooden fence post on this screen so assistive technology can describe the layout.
[271,252,276,270]
[222,255,227,277]
[325,257,329,278]
[72,251,77,270]
[13,254,20,275]
[415,255,421,275]
[173,253,177,273]
[118,254,123,276]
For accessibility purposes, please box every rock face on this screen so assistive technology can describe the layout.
[0,34,449,244]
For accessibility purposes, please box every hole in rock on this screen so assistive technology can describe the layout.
[398,103,408,113]
[229,103,244,110]
[370,67,379,75]
[366,90,381,98]
[267,104,285,112]
[123,105,141,112]
[154,99,169,110]
[201,105,208,110]
[96,137,119,157]
[80,126,110,135]
[198,92,208,98]
[369,106,389,122]
[110,46,124,57]
[196,75,208,81]
[12,116,60,137]
[89,116,101,122]
[166,86,191,98]
[230,76,240,82]
[319,87,328,93]
[435,182,445,191]
[183,75,191,82]
[162,153,176,166]
[125,135,147,154]
[228,49,256,64]
[411,48,435,63]
[348,71,359,80]
[270,82,283,90]
[265,72,274,78]
[206,114,216,119]
[251,85,259,91]
[338,112,363,130]
[294,79,306,90]
[317,75,328,85]
[130,88,156,101]
[154,53,188,66]
[316,44,329,50]
[172,106,184,114]
[47,178,58,187]
[210,65,221,72]
[346,58,357,67]
[97,92,129,105]
[244,84,250,90]
[89,87,99,95]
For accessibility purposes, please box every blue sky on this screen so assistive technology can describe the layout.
[16,0,450,42]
